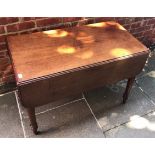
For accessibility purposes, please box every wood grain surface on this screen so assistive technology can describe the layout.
[7,21,148,84]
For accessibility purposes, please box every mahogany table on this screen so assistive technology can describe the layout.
[7,21,149,135]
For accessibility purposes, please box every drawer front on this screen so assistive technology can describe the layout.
[19,53,148,107]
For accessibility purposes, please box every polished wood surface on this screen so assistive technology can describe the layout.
[7,21,148,84]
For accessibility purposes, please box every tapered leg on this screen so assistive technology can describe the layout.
[27,107,38,135]
[123,77,135,104]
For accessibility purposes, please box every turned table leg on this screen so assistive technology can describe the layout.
[27,107,38,135]
[123,77,135,104]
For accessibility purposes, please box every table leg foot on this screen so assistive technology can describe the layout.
[122,77,135,104]
[27,107,38,135]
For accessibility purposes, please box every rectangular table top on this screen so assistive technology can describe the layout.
[7,21,148,84]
